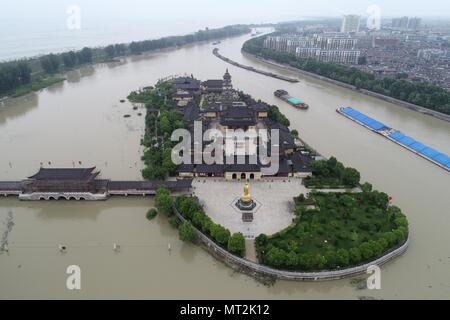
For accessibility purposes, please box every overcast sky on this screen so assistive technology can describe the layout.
[2,0,450,25]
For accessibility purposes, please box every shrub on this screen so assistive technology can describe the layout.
[265,247,287,268]
[227,233,246,257]
[146,208,158,220]
[210,224,231,246]
[179,222,196,242]
[155,186,173,216]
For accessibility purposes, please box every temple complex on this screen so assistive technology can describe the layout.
[172,70,314,180]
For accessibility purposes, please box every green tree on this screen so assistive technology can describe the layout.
[155,187,173,216]
[105,45,116,58]
[359,242,374,260]
[61,51,77,68]
[325,250,338,269]
[336,248,350,267]
[285,251,298,269]
[361,182,373,193]
[265,247,287,268]
[159,114,171,135]
[179,222,196,242]
[77,47,93,63]
[227,233,246,257]
[17,62,31,84]
[40,54,60,73]
[349,247,362,264]
[146,208,158,220]
[142,166,166,180]
[210,224,231,246]
[342,167,361,186]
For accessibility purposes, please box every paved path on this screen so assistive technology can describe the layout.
[245,239,257,263]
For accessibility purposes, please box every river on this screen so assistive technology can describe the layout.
[0,30,449,299]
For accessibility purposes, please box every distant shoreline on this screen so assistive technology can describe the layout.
[0,25,252,101]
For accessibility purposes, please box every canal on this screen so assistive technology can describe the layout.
[0,30,449,299]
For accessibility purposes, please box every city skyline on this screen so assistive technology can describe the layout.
[2,0,450,25]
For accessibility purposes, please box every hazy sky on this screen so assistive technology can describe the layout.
[2,0,450,25]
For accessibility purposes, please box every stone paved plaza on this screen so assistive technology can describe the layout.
[192,178,308,239]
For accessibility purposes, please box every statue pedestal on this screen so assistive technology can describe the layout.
[235,198,257,211]
[242,211,254,222]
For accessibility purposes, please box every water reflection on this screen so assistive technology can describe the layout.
[0,93,38,125]
[45,80,65,94]
[66,70,82,83]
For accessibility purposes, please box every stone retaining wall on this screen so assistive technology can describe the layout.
[175,208,410,281]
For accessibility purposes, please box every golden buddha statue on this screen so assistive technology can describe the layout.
[236,181,256,211]
[241,182,251,203]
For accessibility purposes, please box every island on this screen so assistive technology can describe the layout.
[128,70,409,281]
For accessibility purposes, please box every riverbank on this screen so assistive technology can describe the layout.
[6,76,65,100]
[243,52,450,123]
[0,25,251,101]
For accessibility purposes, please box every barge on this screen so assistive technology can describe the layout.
[337,107,450,172]
[274,90,309,109]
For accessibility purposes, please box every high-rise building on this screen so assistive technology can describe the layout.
[264,34,360,64]
[407,17,422,30]
[341,15,361,33]
[391,17,421,30]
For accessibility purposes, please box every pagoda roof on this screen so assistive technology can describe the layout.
[28,167,98,180]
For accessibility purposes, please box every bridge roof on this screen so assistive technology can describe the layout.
[28,168,97,180]
[0,181,22,191]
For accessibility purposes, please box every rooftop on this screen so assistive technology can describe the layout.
[28,168,98,180]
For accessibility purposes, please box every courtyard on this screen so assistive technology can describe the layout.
[192,178,308,238]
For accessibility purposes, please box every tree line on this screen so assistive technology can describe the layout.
[175,195,246,257]
[152,186,246,257]
[0,25,250,97]
[243,36,450,116]
[127,25,250,55]
[0,61,32,95]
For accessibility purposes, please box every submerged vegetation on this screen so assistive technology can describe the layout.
[146,208,158,220]
[129,81,186,180]
[243,35,450,116]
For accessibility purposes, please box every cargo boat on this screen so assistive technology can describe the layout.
[337,106,450,172]
[274,90,309,109]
